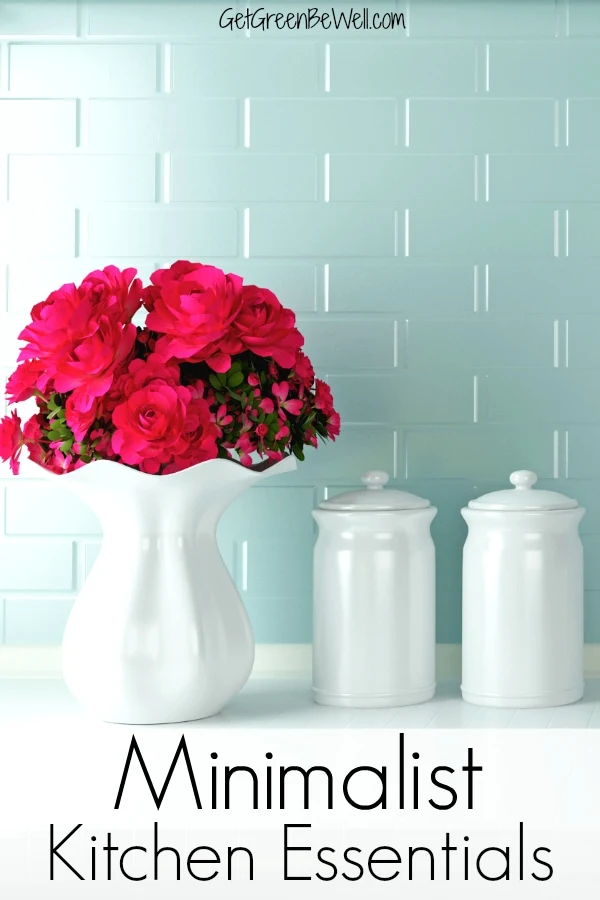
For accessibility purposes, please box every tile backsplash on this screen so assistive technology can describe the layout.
[1,0,600,645]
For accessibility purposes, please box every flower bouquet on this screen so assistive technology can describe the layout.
[0,260,340,475]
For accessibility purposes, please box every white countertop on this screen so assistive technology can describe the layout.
[2,677,600,729]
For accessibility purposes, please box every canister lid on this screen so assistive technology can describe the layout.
[468,470,579,511]
[319,471,431,511]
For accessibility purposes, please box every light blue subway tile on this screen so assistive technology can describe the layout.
[242,538,312,601]
[88,207,237,257]
[4,598,73,644]
[566,207,600,257]
[483,370,600,423]
[0,1,77,35]
[0,99,77,151]
[0,312,22,367]
[88,98,239,152]
[435,535,465,644]
[173,42,319,96]
[568,100,600,151]
[8,154,157,203]
[246,592,311,644]
[9,44,158,96]
[1,207,75,258]
[569,1,600,35]
[329,154,474,203]
[5,484,100,536]
[408,97,554,153]
[409,0,556,37]
[240,534,313,641]
[250,203,396,257]
[553,426,598,478]
[406,426,556,479]
[328,373,474,423]
[219,487,316,540]
[83,542,101,579]
[234,261,318,312]
[298,319,395,369]
[89,1,246,36]
[407,319,554,369]
[488,261,600,314]
[0,540,74,591]
[584,591,600,643]
[409,98,555,152]
[328,262,475,315]
[330,41,476,96]
[250,98,398,151]
[171,153,317,202]
[490,154,600,202]
[582,538,600,591]
[409,205,555,258]
[295,425,397,482]
[489,42,600,97]
[561,316,600,368]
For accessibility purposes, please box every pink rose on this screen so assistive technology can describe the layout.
[256,423,268,438]
[144,261,244,371]
[52,317,137,412]
[18,282,94,365]
[5,359,49,403]
[79,265,142,323]
[232,285,303,368]
[161,399,219,474]
[0,410,23,474]
[111,381,193,472]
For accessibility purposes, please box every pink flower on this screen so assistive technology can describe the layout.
[53,317,137,412]
[256,423,268,439]
[79,265,143,323]
[161,399,219,474]
[326,411,341,439]
[111,381,193,470]
[18,282,94,365]
[5,359,49,403]
[275,423,290,441]
[247,373,260,388]
[144,261,244,371]
[272,381,303,416]
[0,410,23,474]
[232,285,303,368]
[215,404,233,428]
[314,379,335,416]
[259,397,274,414]
[291,351,315,392]
[65,395,100,442]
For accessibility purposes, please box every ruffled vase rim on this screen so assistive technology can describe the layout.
[30,453,297,484]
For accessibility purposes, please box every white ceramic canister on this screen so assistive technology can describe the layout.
[312,471,437,708]
[461,470,585,709]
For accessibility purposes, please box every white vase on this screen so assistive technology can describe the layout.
[37,455,296,724]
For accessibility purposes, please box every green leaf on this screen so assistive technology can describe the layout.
[292,444,305,462]
[209,374,222,390]
[228,371,244,388]
[60,439,74,454]
[217,372,227,385]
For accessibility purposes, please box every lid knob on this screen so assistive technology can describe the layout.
[361,470,389,491]
[509,470,538,491]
